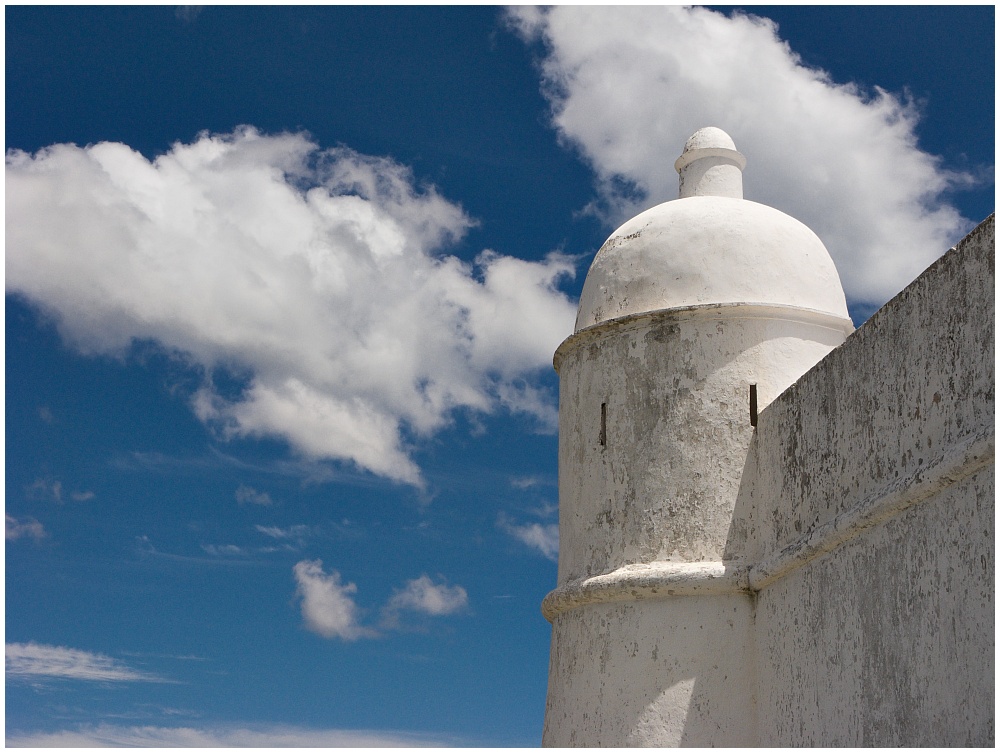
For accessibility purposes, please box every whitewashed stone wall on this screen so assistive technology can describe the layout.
[733,214,994,745]
[542,215,994,746]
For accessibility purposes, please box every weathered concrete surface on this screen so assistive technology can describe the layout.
[546,306,848,745]
[555,307,848,582]
[751,472,992,745]
[543,596,756,747]
[544,128,856,747]
[726,214,995,745]
[543,125,993,747]
[728,215,995,566]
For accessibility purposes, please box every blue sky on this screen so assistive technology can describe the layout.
[5,6,994,747]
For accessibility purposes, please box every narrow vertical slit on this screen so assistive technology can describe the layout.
[599,402,607,447]
[749,384,758,427]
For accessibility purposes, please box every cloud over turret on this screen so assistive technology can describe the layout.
[509,6,979,308]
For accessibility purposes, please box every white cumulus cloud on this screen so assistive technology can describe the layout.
[383,575,469,618]
[509,6,980,308]
[6,127,577,486]
[293,559,375,641]
[294,562,469,639]
[6,642,166,683]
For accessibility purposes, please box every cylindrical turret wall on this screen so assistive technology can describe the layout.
[542,128,853,746]
[554,306,848,582]
[543,307,849,746]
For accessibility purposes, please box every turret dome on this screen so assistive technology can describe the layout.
[575,128,851,332]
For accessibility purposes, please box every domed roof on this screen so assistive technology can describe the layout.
[575,128,850,332]
[680,125,737,152]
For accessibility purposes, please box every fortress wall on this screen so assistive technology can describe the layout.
[727,215,994,745]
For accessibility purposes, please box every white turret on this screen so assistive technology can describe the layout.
[542,128,853,746]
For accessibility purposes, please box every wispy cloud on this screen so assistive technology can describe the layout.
[4,722,458,747]
[254,524,313,551]
[25,478,95,503]
[119,650,209,663]
[112,448,360,487]
[174,6,203,24]
[498,513,559,561]
[111,450,220,474]
[509,6,981,309]
[199,543,245,557]
[510,475,542,490]
[7,128,577,486]
[235,483,273,506]
[255,524,311,540]
[5,642,168,683]
[136,535,261,567]
[26,478,62,502]
[5,514,46,542]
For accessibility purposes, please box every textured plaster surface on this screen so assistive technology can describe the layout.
[547,306,845,745]
[556,308,846,582]
[730,214,995,745]
[753,472,993,746]
[728,215,995,566]
[543,216,994,747]
[542,597,756,747]
[677,158,744,199]
[575,197,851,331]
